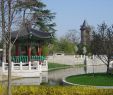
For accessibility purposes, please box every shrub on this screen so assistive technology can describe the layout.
[1,85,113,95]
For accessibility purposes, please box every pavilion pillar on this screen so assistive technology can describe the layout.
[28,45,31,62]
[15,42,19,56]
[37,46,42,56]
[37,46,39,56]
[40,48,42,56]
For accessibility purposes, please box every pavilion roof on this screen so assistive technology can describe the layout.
[11,28,52,40]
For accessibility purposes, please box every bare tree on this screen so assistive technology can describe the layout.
[91,23,113,73]
[0,0,22,95]
[1,0,6,63]
[7,0,12,94]
[65,30,80,44]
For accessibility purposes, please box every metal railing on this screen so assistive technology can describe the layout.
[11,56,46,63]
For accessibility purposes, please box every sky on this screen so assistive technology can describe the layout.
[42,0,113,37]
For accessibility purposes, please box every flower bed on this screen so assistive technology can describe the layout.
[1,85,113,95]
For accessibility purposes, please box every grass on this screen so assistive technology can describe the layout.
[48,63,84,71]
[48,62,70,70]
[66,73,113,86]
[1,85,113,95]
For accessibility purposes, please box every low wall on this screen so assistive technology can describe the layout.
[1,60,48,77]
[47,55,112,66]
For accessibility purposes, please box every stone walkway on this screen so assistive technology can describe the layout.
[0,67,21,81]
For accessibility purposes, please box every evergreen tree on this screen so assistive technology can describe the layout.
[15,0,56,32]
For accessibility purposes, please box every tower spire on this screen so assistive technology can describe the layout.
[80,20,91,45]
[80,20,88,30]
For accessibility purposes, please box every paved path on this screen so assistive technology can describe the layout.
[0,67,3,81]
[48,65,107,80]
[0,66,21,81]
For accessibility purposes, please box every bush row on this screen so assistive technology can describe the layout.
[1,85,113,95]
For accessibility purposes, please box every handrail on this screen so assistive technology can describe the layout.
[11,56,46,63]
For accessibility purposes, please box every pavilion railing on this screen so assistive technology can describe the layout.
[11,56,46,63]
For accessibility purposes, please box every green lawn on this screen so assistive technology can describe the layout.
[48,62,70,70]
[66,73,113,86]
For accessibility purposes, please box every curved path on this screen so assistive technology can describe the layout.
[48,65,106,80]
[48,65,113,88]
[0,65,109,86]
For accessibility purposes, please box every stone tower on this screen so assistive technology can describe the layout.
[80,20,91,45]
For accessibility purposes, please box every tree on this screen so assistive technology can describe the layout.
[0,1,55,94]
[77,43,92,55]
[15,0,56,32]
[1,0,6,63]
[91,23,113,73]
[7,0,12,95]
[65,29,80,44]
[14,0,56,57]
[0,0,23,94]
[49,30,79,55]
[58,37,75,54]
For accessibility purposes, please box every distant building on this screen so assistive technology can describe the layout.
[80,20,91,45]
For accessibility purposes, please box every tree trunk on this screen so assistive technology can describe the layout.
[107,64,110,74]
[2,43,6,62]
[1,0,6,63]
[107,58,110,74]
[7,0,12,95]
[7,44,12,95]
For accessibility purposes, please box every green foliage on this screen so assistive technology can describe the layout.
[42,45,49,56]
[48,38,60,54]
[51,38,75,55]
[49,31,79,55]
[59,38,75,54]
[77,44,83,54]
[77,43,92,55]
[15,0,56,33]
[31,47,37,55]
[15,0,46,11]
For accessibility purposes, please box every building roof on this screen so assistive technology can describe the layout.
[11,28,52,40]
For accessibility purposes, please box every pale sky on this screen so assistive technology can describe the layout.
[43,0,113,37]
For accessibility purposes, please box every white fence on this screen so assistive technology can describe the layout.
[2,60,48,71]
[2,60,48,77]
